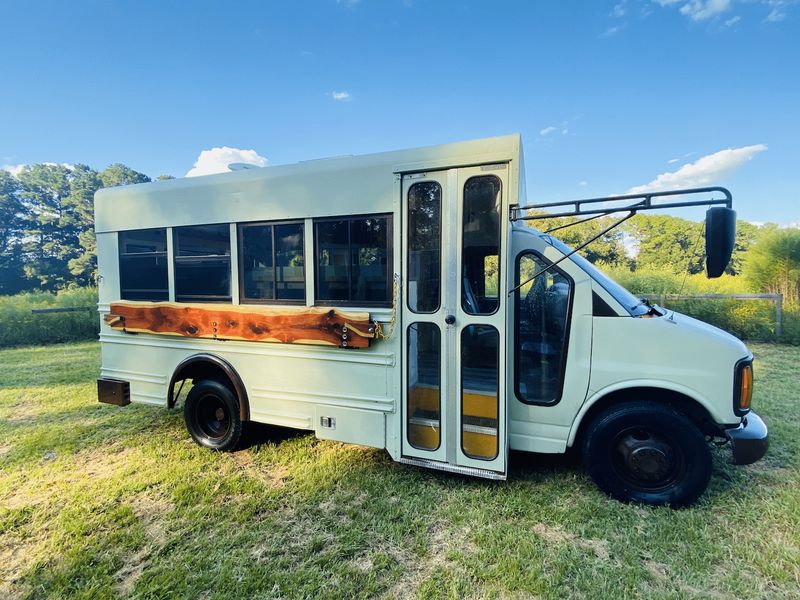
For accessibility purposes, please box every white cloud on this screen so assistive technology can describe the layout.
[602,24,623,36]
[667,158,680,164]
[680,0,732,21]
[3,162,74,177]
[611,2,626,17]
[337,0,361,6]
[562,128,569,135]
[765,7,786,20]
[579,180,589,187]
[331,90,351,101]
[655,0,794,23]
[750,220,800,228]
[763,0,791,22]
[627,144,767,194]
[2,164,26,177]
[186,147,268,178]
[539,126,557,136]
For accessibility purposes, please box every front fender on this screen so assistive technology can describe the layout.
[567,379,723,447]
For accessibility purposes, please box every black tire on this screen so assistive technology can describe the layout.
[581,401,712,508]
[184,379,243,451]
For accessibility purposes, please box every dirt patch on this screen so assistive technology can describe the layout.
[132,493,172,547]
[2,401,38,424]
[645,560,668,580]
[318,497,336,513]
[78,447,145,480]
[352,555,374,573]
[115,548,149,597]
[0,537,35,599]
[2,447,140,511]
[386,519,474,598]
[2,491,52,511]
[318,490,367,514]
[532,523,610,561]
[113,493,172,596]
[0,444,12,458]
[231,453,292,489]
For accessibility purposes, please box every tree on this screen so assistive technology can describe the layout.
[0,171,27,293]
[16,164,81,289]
[525,212,628,266]
[68,164,151,284]
[625,214,705,274]
[1,162,153,292]
[66,165,103,284]
[743,228,800,305]
[99,163,151,188]
[727,220,761,276]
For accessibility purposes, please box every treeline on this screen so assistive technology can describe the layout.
[0,164,173,294]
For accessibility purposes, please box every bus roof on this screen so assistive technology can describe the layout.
[94,134,522,233]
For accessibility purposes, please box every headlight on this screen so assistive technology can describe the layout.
[734,359,753,416]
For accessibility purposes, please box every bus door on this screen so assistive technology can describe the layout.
[401,165,508,478]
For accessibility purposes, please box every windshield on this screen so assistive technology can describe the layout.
[541,235,651,316]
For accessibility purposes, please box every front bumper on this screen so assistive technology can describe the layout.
[727,411,768,465]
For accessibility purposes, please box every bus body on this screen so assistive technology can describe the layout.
[95,134,767,506]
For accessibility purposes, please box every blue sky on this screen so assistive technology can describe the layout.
[1,0,798,224]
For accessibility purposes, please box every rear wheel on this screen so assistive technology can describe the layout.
[184,379,243,451]
[582,401,712,507]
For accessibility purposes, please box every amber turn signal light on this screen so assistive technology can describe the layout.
[739,364,753,411]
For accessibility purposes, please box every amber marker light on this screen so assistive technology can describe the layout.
[740,364,753,412]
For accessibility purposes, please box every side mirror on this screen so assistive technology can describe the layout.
[705,207,736,278]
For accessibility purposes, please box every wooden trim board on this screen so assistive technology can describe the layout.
[104,301,376,348]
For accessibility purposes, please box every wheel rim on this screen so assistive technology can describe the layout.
[195,393,231,440]
[611,426,686,492]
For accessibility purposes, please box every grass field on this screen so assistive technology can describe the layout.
[1,342,798,599]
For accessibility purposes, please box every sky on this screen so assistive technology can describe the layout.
[1,0,798,225]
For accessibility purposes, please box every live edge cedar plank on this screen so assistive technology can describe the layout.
[104,301,377,348]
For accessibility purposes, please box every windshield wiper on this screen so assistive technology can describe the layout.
[632,297,665,316]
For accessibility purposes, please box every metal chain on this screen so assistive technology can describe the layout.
[375,273,399,341]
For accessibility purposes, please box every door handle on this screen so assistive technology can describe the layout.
[445,314,456,325]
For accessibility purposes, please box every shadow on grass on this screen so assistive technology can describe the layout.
[239,421,311,450]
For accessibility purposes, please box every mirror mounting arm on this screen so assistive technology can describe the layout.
[509,186,736,281]
[509,186,732,222]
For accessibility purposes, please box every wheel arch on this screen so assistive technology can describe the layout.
[168,353,250,421]
[568,381,721,448]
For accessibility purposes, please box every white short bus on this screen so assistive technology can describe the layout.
[95,134,767,507]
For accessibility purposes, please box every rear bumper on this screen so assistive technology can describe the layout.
[726,411,768,465]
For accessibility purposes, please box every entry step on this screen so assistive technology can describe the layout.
[398,456,506,481]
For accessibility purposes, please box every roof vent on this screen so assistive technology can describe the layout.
[228,163,260,172]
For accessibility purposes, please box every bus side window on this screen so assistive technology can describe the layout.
[315,214,392,307]
[118,228,169,301]
[239,221,305,303]
[173,224,232,303]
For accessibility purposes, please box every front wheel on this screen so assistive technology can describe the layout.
[184,379,243,451]
[582,402,712,507]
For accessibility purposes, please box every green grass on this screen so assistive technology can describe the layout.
[0,288,99,348]
[1,342,798,599]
